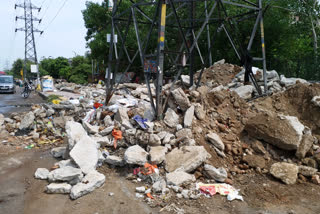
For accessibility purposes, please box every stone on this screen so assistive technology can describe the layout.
[176,128,192,139]
[105,155,124,167]
[149,134,161,146]
[194,103,205,120]
[149,146,167,164]
[311,175,320,185]
[104,115,114,127]
[298,166,317,177]
[181,190,189,199]
[233,85,254,99]
[51,147,67,158]
[19,112,35,130]
[152,178,166,193]
[204,164,227,182]
[184,105,194,128]
[251,140,267,155]
[242,155,266,169]
[163,133,175,144]
[280,75,307,87]
[124,145,148,166]
[181,75,190,86]
[92,136,112,147]
[34,168,49,180]
[53,117,65,128]
[176,124,183,131]
[0,114,4,126]
[46,108,55,117]
[114,107,129,123]
[70,170,105,199]
[270,162,299,185]
[100,126,114,136]
[122,120,133,129]
[70,135,99,174]
[65,121,88,149]
[165,146,211,173]
[245,113,304,151]
[157,131,168,140]
[206,132,225,151]
[164,108,180,128]
[171,88,191,111]
[46,183,72,194]
[136,186,146,193]
[311,96,320,107]
[296,129,314,159]
[48,166,83,183]
[82,121,99,135]
[56,159,77,168]
[166,171,196,186]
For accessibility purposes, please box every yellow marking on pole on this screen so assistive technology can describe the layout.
[161,4,166,27]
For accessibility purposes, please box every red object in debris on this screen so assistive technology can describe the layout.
[93,102,103,109]
[146,193,154,199]
[141,163,158,175]
[112,129,123,149]
[133,168,141,175]
[199,186,217,196]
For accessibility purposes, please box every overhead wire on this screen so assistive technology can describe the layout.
[42,0,69,32]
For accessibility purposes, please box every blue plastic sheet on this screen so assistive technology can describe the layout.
[133,115,148,129]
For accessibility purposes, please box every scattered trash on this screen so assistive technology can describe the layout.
[83,109,96,123]
[112,129,122,149]
[109,192,114,196]
[141,163,158,175]
[52,99,61,104]
[133,115,148,129]
[25,144,35,149]
[146,192,154,199]
[196,183,243,201]
[93,102,103,109]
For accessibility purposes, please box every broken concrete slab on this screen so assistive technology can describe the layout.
[34,168,49,180]
[164,108,180,128]
[0,114,4,126]
[299,166,317,177]
[176,128,192,139]
[70,135,99,174]
[82,121,99,135]
[65,121,88,149]
[55,159,77,168]
[206,132,225,151]
[70,170,105,200]
[124,145,148,166]
[105,155,125,167]
[19,112,35,130]
[149,146,167,164]
[194,103,205,120]
[242,155,266,169]
[48,166,83,183]
[149,134,161,146]
[152,178,166,193]
[46,183,72,194]
[114,107,129,123]
[233,85,254,100]
[270,162,299,185]
[92,136,113,147]
[100,126,114,136]
[171,88,191,111]
[166,171,196,186]
[204,164,227,182]
[245,112,304,151]
[165,146,211,173]
[51,147,67,158]
[296,129,314,159]
[104,115,114,127]
[184,105,194,128]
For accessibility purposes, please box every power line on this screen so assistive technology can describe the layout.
[42,0,68,32]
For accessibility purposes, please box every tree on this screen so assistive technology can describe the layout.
[10,59,24,78]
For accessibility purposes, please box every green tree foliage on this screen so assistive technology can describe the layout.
[10,58,24,78]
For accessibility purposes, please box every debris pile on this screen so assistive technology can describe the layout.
[1,60,320,206]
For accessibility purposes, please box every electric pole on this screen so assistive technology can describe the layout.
[15,0,43,88]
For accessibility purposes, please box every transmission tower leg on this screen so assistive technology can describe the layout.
[259,0,267,93]
[205,0,212,66]
[189,0,195,86]
[156,1,166,119]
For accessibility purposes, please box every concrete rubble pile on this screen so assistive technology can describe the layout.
[1,60,320,205]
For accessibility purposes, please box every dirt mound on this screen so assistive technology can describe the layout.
[195,63,242,86]
[253,83,320,136]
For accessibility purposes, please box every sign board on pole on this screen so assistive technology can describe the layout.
[107,34,118,43]
[30,64,38,73]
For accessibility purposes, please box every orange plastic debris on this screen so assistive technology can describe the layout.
[112,129,122,149]
[146,193,154,199]
[93,102,103,109]
[141,163,158,175]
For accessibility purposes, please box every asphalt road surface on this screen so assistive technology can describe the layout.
[0,87,44,116]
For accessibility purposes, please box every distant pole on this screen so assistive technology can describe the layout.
[15,0,43,89]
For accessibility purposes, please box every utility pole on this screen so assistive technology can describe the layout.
[15,0,43,88]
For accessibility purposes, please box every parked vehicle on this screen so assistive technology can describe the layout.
[0,75,16,94]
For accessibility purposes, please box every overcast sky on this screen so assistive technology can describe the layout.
[0,0,104,70]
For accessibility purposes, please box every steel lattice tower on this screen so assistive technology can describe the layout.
[15,0,43,81]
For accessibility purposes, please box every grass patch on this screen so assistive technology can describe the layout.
[47,94,62,103]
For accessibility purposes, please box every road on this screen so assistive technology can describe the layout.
[0,87,44,116]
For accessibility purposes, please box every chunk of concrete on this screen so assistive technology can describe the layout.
[164,108,180,128]
[104,115,114,127]
[152,178,166,193]
[149,134,161,146]
[184,105,194,128]
[48,166,83,183]
[270,162,299,185]
[46,183,72,194]
[19,112,35,130]
[0,114,4,126]
[70,170,105,199]
[194,103,205,120]
[149,146,167,164]
[171,88,191,111]
[233,85,254,100]
[82,121,99,134]
[206,132,225,151]
[100,126,114,136]
[65,121,88,149]
[296,129,314,159]
[105,155,125,167]
[51,147,67,158]
[299,166,317,177]
[245,113,304,151]
[181,75,190,86]
[204,164,227,182]
[114,107,129,123]
[166,171,196,186]
[165,146,211,173]
[242,155,266,169]
[34,168,49,180]
[176,128,192,139]
[70,135,99,174]
[124,145,148,166]
[92,136,113,147]
[55,159,77,168]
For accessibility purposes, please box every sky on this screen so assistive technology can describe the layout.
[0,0,104,71]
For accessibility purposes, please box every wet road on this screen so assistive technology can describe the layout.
[0,87,44,116]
